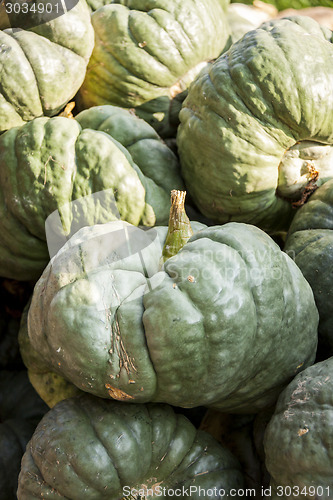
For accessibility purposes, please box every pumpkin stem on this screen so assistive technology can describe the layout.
[161,190,193,263]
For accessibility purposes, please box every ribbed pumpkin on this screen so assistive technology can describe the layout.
[25,192,318,413]
[284,178,333,355]
[177,16,333,233]
[0,105,183,281]
[0,0,94,133]
[78,0,231,138]
[264,357,333,498]
[17,394,245,499]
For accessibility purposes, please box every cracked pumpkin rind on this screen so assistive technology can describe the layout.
[26,213,318,413]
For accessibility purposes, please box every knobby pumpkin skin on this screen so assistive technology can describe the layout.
[78,0,231,138]
[0,0,94,133]
[0,371,48,500]
[17,395,245,500]
[0,105,183,281]
[177,16,333,233]
[284,179,333,355]
[27,214,318,413]
[264,358,333,499]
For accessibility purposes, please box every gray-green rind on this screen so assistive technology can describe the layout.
[177,16,333,233]
[78,0,231,137]
[284,178,333,354]
[27,221,318,413]
[0,0,94,132]
[0,105,183,281]
[17,395,245,499]
[264,358,333,499]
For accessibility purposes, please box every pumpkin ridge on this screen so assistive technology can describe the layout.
[99,38,164,94]
[74,401,126,492]
[147,9,190,63]
[1,32,43,119]
[127,11,182,80]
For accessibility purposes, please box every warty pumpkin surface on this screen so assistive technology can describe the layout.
[0,105,183,281]
[177,16,333,233]
[26,204,318,413]
[0,0,94,133]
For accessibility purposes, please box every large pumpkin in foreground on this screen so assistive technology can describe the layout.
[78,0,231,138]
[0,105,183,281]
[0,0,94,133]
[177,16,333,233]
[26,193,318,413]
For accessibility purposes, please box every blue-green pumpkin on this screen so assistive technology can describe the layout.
[177,16,333,233]
[0,105,183,281]
[25,192,318,413]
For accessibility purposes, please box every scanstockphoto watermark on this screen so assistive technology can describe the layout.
[0,0,79,30]
[122,486,257,498]
[166,247,295,284]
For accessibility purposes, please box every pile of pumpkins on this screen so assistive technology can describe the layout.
[1,0,333,498]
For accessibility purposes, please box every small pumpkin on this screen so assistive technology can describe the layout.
[17,394,245,499]
[0,0,94,133]
[284,178,333,355]
[26,191,318,413]
[0,105,183,281]
[78,0,232,138]
[177,16,333,233]
[264,357,333,498]
[0,370,48,500]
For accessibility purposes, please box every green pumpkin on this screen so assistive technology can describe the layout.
[17,394,245,499]
[284,179,333,355]
[78,0,231,138]
[231,0,332,9]
[0,0,94,133]
[0,370,48,500]
[264,357,333,498]
[26,192,318,413]
[177,16,333,233]
[0,105,183,281]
